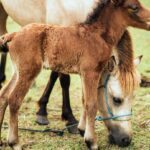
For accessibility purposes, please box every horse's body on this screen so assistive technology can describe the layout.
[0,1,149,149]
[1,0,96,26]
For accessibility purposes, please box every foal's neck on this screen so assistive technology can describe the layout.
[93,4,127,46]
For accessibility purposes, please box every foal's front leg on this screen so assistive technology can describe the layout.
[81,71,100,150]
[78,92,86,137]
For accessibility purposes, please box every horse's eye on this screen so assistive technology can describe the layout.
[129,5,139,13]
[128,5,139,13]
[113,97,122,105]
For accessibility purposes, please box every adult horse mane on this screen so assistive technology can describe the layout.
[117,31,140,95]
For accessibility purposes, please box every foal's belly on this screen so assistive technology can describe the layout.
[43,58,79,74]
[43,50,80,74]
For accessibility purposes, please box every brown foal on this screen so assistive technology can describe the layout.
[0,0,149,149]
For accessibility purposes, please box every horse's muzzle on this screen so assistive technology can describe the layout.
[108,133,132,147]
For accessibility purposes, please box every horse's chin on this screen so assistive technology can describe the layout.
[108,134,131,147]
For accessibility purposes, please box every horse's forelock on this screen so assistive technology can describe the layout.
[118,68,140,96]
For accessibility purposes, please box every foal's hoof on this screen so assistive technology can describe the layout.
[8,142,22,150]
[36,115,49,125]
[85,140,99,150]
[66,121,79,134]
[78,129,85,137]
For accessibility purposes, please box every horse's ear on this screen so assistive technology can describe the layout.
[107,56,117,73]
[111,0,124,6]
[134,55,143,67]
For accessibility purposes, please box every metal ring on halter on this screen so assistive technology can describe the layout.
[96,75,132,122]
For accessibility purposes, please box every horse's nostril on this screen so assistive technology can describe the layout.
[121,137,131,146]
[108,134,116,144]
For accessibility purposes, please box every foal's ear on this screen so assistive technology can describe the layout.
[107,56,117,73]
[134,55,143,67]
[111,0,125,6]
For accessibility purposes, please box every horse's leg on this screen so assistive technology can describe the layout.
[0,3,8,88]
[8,68,41,150]
[81,71,100,150]
[36,71,59,125]
[0,3,7,35]
[59,73,78,134]
[0,74,17,146]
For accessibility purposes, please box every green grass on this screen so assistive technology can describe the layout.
[1,1,150,149]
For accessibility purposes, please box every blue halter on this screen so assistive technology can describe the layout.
[96,75,132,121]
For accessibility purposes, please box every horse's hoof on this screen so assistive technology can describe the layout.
[13,144,22,150]
[36,115,49,125]
[78,129,85,137]
[66,122,79,134]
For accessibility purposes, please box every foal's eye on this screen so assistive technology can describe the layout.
[128,5,139,13]
[113,97,122,105]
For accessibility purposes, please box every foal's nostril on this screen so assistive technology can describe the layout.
[121,137,131,146]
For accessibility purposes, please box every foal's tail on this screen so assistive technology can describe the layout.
[0,32,16,53]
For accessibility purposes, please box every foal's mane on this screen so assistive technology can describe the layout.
[117,31,140,95]
[85,0,110,24]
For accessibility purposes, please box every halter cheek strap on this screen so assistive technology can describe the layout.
[96,75,132,122]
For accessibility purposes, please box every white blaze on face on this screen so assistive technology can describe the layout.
[107,75,132,121]
[108,75,122,98]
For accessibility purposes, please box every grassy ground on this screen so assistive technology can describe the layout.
[1,1,150,149]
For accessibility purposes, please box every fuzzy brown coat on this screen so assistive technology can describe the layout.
[7,24,110,76]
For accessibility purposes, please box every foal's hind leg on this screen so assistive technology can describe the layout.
[36,71,59,125]
[59,74,78,134]
[0,74,17,146]
[0,3,8,87]
[8,69,41,150]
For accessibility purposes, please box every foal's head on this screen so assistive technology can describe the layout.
[87,0,150,31]
[116,0,150,30]
[98,55,142,147]
[111,0,150,29]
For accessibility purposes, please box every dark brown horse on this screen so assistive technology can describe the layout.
[0,0,149,149]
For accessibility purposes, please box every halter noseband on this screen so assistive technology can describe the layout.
[96,75,132,121]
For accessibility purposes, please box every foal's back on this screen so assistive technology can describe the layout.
[8,23,105,74]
